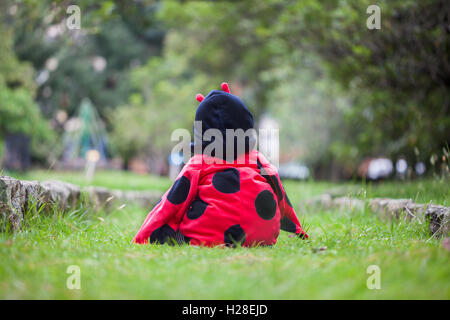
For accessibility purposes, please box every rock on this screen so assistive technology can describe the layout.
[322,186,359,198]
[21,180,42,214]
[0,176,26,231]
[302,193,448,238]
[40,180,81,210]
[369,198,414,219]
[85,186,161,211]
[368,198,427,223]
[304,193,332,209]
[1,175,162,232]
[303,195,365,212]
[115,190,161,209]
[332,197,365,211]
[405,203,426,217]
[425,205,449,237]
[84,186,116,210]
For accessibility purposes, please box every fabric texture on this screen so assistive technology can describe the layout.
[133,151,308,247]
[191,90,256,161]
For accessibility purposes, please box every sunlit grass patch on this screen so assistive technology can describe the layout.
[8,169,172,192]
[0,178,448,299]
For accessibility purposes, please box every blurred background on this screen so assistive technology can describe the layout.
[0,0,449,182]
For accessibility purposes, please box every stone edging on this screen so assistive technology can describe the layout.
[301,194,449,237]
[0,176,162,231]
[2,175,448,238]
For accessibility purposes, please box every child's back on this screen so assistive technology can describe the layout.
[133,83,308,247]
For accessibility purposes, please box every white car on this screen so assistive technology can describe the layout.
[278,162,310,180]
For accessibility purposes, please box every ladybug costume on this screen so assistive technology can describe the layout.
[133,83,308,247]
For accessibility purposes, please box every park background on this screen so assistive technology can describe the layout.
[0,0,449,299]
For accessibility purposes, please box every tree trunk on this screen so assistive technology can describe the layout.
[4,134,31,171]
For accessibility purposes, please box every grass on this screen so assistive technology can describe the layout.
[9,169,449,205]
[283,177,449,206]
[0,170,449,299]
[9,169,173,192]
[362,178,449,206]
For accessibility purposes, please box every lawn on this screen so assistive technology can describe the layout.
[11,169,173,192]
[0,170,449,299]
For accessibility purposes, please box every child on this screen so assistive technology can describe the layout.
[133,83,308,247]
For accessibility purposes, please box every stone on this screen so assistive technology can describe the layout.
[84,186,116,210]
[332,197,365,211]
[1,175,162,232]
[112,189,162,209]
[425,205,449,237]
[85,186,162,211]
[40,180,81,210]
[305,193,333,209]
[21,180,42,214]
[405,203,426,216]
[0,176,26,231]
[302,193,448,238]
[369,198,413,219]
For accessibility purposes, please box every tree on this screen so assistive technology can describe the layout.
[11,0,164,119]
[158,0,450,174]
[275,0,450,167]
[109,52,211,169]
[0,21,53,169]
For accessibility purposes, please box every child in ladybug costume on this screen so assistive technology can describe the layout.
[133,82,308,247]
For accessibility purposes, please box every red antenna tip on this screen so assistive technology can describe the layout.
[221,82,230,93]
[196,94,204,102]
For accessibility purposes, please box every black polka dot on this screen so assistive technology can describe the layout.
[280,217,297,233]
[257,159,283,202]
[255,190,277,220]
[149,224,175,244]
[212,168,240,193]
[264,175,283,202]
[167,176,190,204]
[224,224,246,247]
[186,198,208,220]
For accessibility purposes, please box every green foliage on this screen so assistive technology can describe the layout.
[266,53,352,170]
[0,23,53,155]
[155,0,450,171]
[9,0,164,119]
[275,0,450,165]
[109,49,213,162]
[157,0,291,119]
[2,0,449,174]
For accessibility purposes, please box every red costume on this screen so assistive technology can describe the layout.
[134,83,308,247]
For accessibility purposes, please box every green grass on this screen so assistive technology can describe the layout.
[283,177,449,206]
[9,169,172,192]
[9,169,449,205]
[363,178,449,206]
[0,171,449,299]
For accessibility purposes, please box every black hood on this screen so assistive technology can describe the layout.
[192,90,255,160]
